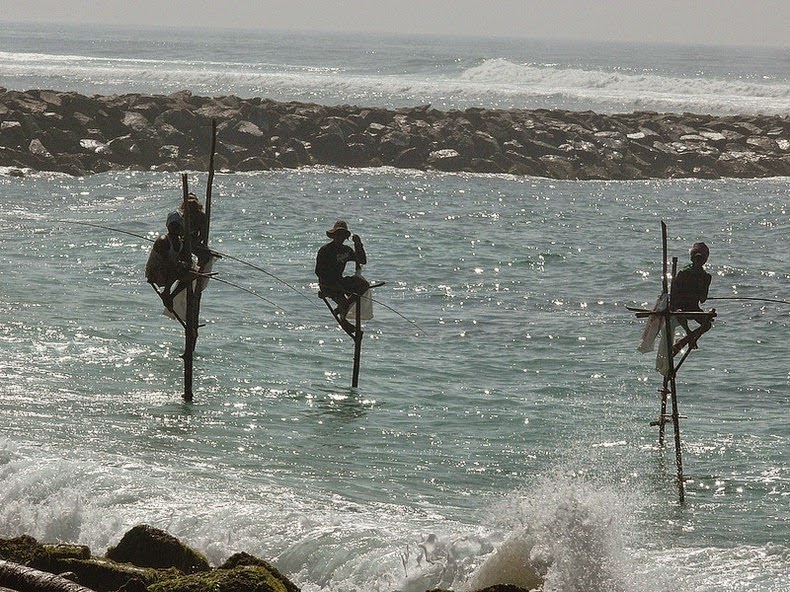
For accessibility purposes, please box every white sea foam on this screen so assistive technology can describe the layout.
[457,58,790,114]
[0,451,647,592]
[467,473,650,592]
[2,51,788,115]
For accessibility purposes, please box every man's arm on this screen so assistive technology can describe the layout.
[315,244,330,278]
[152,235,169,255]
[699,273,712,304]
[352,235,367,266]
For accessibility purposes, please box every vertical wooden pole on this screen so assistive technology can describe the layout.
[658,222,671,445]
[660,225,685,503]
[181,174,195,402]
[181,122,217,403]
[659,256,680,446]
[352,293,363,388]
[658,376,669,446]
[192,121,216,348]
[669,254,685,503]
[204,119,217,238]
[661,222,669,295]
[670,374,685,503]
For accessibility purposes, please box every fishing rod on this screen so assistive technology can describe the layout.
[214,250,320,309]
[63,220,422,329]
[365,294,425,333]
[59,219,315,306]
[708,297,790,306]
[206,275,286,312]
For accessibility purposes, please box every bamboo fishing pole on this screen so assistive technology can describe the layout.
[708,296,790,305]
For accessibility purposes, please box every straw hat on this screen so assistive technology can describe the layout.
[326,220,351,238]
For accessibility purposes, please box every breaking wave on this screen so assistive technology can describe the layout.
[457,58,790,115]
[1,444,653,592]
[2,51,788,115]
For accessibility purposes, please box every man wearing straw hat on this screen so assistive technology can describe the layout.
[315,220,369,321]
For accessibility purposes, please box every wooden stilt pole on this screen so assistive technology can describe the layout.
[180,122,217,402]
[635,222,718,503]
[658,377,669,446]
[204,119,216,237]
[352,293,363,388]
[659,223,685,502]
[668,254,685,503]
[669,374,685,503]
[319,281,384,388]
[181,173,196,402]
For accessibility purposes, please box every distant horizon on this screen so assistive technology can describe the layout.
[2,0,788,48]
[4,18,789,52]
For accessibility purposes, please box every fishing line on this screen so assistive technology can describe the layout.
[60,219,314,306]
[366,295,425,333]
[708,296,790,306]
[207,276,286,312]
[62,220,422,329]
[213,250,320,309]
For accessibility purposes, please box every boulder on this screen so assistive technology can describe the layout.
[0,560,97,592]
[105,525,209,574]
[28,139,53,159]
[472,131,502,159]
[220,553,299,592]
[393,147,425,169]
[427,148,468,172]
[310,131,350,164]
[147,564,296,592]
[122,111,150,132]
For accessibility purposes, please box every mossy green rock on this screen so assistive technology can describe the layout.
[0,536,53,570]
[52,557,171,592]
[149,565,294,592]
[106,525,209,574]
[219,553,300,592]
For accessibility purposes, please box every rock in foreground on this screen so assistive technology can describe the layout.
[1,88,787,178]
[0,528,538,592]
[0,527,299,592]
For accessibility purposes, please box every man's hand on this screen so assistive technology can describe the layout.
[352,234,362,245]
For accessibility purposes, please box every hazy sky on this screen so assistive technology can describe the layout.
[3,0,788,47]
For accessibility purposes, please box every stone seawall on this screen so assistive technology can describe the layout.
[1,88,788,178]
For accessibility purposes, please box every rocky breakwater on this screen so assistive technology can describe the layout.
[1,88,788,178]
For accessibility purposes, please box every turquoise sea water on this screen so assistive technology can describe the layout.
[1,169,787,591]
[1,22,789,592]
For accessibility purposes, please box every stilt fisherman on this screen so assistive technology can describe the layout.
[145,211,192,311]
[315,220,370,328]
[671,241,713,347]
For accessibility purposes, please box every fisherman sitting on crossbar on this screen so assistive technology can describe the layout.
[315,220,369,330]
[670,241,714,350]
[145,211,195,312]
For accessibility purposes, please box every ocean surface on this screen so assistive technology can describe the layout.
[1,23,788,592]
